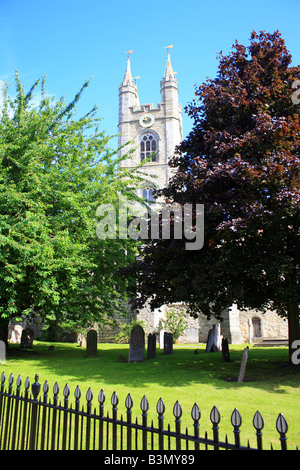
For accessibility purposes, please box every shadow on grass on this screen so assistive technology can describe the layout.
[4,341,299,394]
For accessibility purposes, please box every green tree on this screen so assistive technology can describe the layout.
[127,31,300,362]
[0,73,141,344]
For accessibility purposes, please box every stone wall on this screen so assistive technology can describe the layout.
[135,303,231,345]
[94,302,288,345]
[97,312,135,343]
[96,301,137,343]
[238,308,288,343]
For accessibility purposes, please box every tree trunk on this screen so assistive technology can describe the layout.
[0,317,9,346]
[287,299,300,365]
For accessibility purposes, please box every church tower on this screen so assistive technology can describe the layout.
[118,48,183,200]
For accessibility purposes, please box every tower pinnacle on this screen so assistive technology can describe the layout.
[123,50,134,85]
[164,45,175,79]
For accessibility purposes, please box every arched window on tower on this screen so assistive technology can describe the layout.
[140,133,158,162]
[142,188,155,202]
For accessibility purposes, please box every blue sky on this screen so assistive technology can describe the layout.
[0,0,299,149]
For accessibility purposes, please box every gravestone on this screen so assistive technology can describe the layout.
[9,325,23,344]
[78,333,86,348]
[221,337,230,362]
[20,328,34,349]
[147,333,156,359]
[205,328,214,352]
[86,329,98,357]
[0,341,5,363]
[237,346,249,382]
[128,325,145,363]
[206,324,222,352]
[185,328,199,343]
[213,324,222,351]
[164,332,173,355]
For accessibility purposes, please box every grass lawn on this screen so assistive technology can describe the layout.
[1,341,299,450]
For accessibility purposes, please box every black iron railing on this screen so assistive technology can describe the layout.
[0,372,294,450]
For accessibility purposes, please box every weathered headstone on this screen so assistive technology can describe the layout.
[206,324,222,352]
[205,328,214,352]
[0,341,6,363]
[86,329,98,357]
[185,327,199,343]
[9,325,23,344]
[20,328,34,349]
[221,337,230,362]
[147,333,156,359]
[237,346,249,382]
[213,324,222,351]
[128,325,145,363]
[78,333,86,348]
[164,332,173,355]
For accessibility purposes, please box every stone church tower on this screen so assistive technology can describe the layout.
[113,50,289,347]
[118,49,183,199]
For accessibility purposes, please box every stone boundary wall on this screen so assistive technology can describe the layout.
[98,310,136,343]
[135,303,232,344]
[9,304,288,346]
[238,308,288,343]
